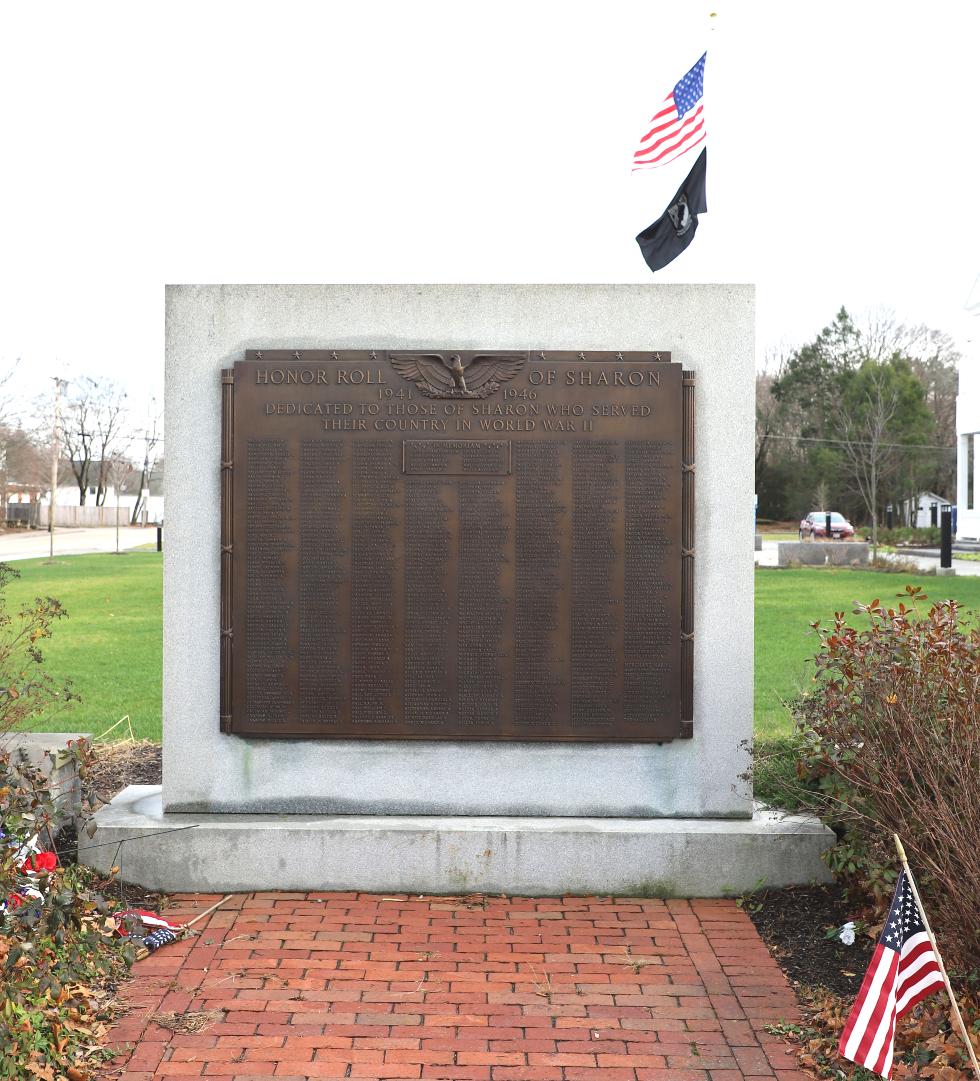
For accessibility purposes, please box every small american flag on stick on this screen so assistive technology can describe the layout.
[632,53,706,171]
[838,869,944,1077]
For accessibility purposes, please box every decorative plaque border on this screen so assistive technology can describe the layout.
[219,351,694,740]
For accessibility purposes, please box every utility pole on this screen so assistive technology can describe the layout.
[48,377,64,559]
[140,428,151,524]
[115,466,122,553]
[0,447,7,528]
[135,397,157,525]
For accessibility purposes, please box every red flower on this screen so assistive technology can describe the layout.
[20,851,57,874]
[34,851,57,872]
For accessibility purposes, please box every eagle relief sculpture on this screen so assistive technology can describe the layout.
[388,351,528,399]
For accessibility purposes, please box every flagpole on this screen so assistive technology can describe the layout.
[133,894,233,961]
[893,834,980,1080]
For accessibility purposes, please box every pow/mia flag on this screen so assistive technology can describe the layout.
[635,148,707,273]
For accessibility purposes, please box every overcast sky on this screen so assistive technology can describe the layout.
[1,0,977,439]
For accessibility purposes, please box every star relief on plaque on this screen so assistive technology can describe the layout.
[387,351,529,399]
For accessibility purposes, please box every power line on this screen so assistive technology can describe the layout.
[763,434,956,453]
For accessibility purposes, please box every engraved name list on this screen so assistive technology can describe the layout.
[220,349,694,742]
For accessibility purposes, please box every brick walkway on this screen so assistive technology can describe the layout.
[106,892,809,1081]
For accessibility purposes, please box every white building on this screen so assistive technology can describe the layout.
[900,490,949,530]
[43,481,124,508]
[36,461,165,525]
[955,359,980,539]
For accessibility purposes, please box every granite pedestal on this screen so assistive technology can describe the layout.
[80,284,834,893]
[3,731,91,829]
[82,786,832,895]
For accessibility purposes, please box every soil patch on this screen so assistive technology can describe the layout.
[89,739,162,806]
[746,882,875,999]
[64,740,168,910]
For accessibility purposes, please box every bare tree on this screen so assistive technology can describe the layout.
[759,309,953,525]
[0,358,22,429]
[812,479,830,516]
[755,347,790,474]
[130,410,162,523]
[103,455,135,553]
[1,426,50,498]
[858,309,959,497]
[0,359,24,515]
[835,367,901,557]
[92,384,129,505]
[859,307,955,369]
[59,387,93,505]
[59,378,129,505]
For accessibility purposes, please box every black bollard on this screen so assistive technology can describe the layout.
[940,509,952,569]
[930,502,938,527]
[156,525,163,553]
[825,511,832,540]
[886,505,893,530]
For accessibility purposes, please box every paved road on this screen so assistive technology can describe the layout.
[0,526,158,562]
[754,538,980,576]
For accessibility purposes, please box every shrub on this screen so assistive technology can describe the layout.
[749,735,811,813]
[0,561,80,898]
[0,563,76,737]
[0,852,131,1081]
[0,563,132,1080]
[860,526,941,546]
[790,587,980,969]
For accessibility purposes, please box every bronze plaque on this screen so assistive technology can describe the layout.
[220,350,694,741]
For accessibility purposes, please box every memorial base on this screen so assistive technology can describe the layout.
[778,541,870,566]
[4,732,91,829]
[81,786,834,897]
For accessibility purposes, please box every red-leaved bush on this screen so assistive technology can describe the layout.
[793,586,980,969]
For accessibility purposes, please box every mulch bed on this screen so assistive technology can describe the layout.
[746,883,875,1000]
[88,739,162,806]
[56,741,163,873]
[61,740,167,911]
[746,885,980,1078]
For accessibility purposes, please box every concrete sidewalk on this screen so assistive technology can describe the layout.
[105,891,810,1081]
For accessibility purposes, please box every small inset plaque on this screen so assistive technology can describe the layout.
[404,439,511,476]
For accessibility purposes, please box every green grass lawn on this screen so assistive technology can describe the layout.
[754,567,980,737]
[3,552,978,744]
[4,552,162,740]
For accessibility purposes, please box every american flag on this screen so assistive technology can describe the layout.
[632,53,706,171]
[838,870,945,1078]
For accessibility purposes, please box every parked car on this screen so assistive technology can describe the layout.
[799,511,855,540]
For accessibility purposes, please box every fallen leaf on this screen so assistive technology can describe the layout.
[152,1009,225,1034]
